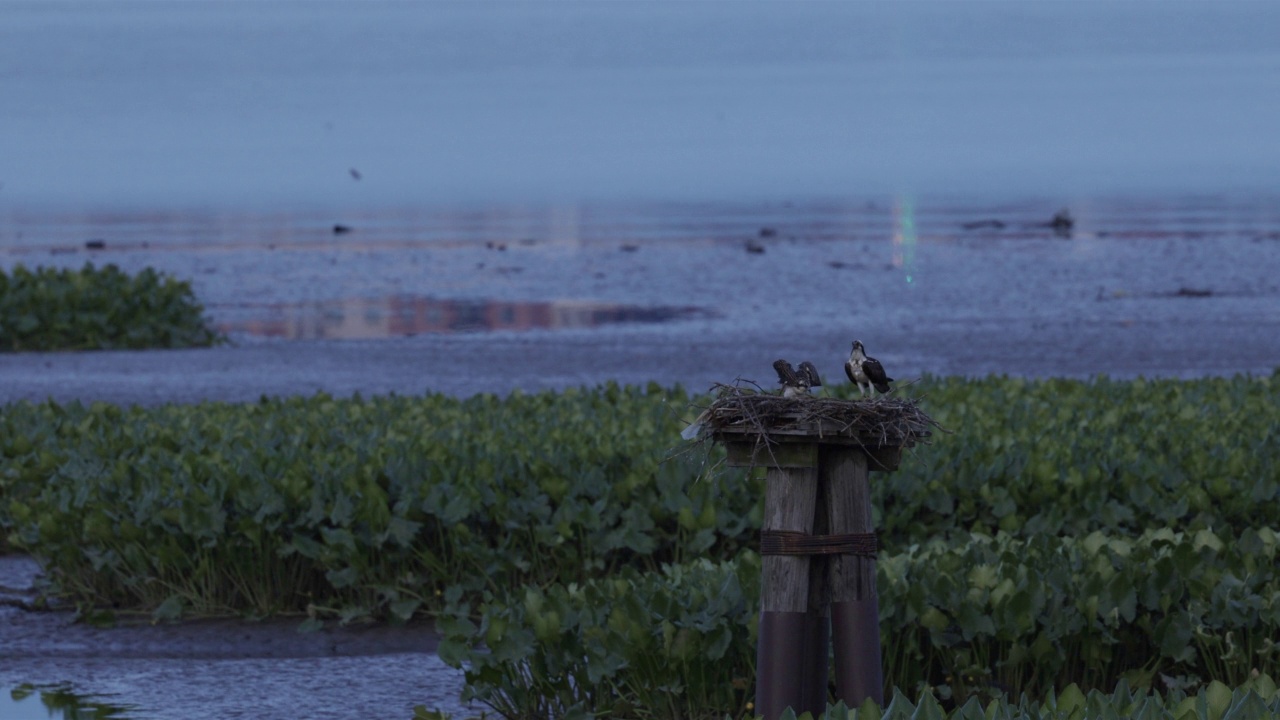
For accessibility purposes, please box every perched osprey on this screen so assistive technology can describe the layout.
[773,359,822,398]
[845,340,893,397]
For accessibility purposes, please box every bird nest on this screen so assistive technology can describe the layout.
[688,382,941,449]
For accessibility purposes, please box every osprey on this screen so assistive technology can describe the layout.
[845,340,893,397]
[773,359,822,398]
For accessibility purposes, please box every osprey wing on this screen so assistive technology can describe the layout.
[864,357,894,393]
[773,359,800,387]
[844,360,858,385]
[798,361,822,388]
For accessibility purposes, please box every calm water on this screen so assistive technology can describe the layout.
[3,195,1277,345]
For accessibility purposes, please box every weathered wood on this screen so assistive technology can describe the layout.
[724,441,818,469]
[715,414,896,440]
[761,466,817,613]
[808,483,831,616]
[713,410,902,714]
[716,430,902,472]
[823,445,884,706]
[821,447,875,601]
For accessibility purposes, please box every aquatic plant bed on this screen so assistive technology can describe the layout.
[631,680,1280,720]
[2,384,755,614]
[438,529,1280,717]
[0,263,222,352]
[2,373,1278,712]
[415,673,1280,720]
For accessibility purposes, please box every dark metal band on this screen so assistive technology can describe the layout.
[759,530,880,557]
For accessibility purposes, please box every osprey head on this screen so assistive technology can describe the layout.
[851,340,864,353]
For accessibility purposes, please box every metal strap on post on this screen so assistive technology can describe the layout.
[759,530,880,557]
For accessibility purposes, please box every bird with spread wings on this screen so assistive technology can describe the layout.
[773,358,822,397]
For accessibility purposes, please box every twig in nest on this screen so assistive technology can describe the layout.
[682,382,942,451]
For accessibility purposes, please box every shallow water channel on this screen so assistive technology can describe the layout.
[0,557,477,720]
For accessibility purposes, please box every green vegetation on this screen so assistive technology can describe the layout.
[0,384,750,614]
[437,557,760,719]
[2,372,1279,717]
[594,680,1279,720]
[435,528,1280,719]
[0,263,223,351]
[419,679,1280,720]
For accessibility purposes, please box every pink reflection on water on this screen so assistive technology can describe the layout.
[221,295,705,340]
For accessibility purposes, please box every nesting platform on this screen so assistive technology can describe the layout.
[693,387,939,472]
[689,385,940,718]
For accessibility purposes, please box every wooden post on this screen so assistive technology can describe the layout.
[755,458,823,720]
[761,464,817,614]
[822,446,884,706]
[718,421,906,720]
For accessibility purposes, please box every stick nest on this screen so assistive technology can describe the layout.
[689,382,941,448]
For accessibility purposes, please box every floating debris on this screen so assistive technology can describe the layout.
[961,219,1006,231]
[1050,209,1074,237]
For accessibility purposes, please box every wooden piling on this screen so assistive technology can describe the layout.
[761,463,817,614]
[703,392,934,720]
[718,419,906,719]
[823,446,884,707]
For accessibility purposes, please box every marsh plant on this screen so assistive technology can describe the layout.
[2,373,1279,714]
[0,263,223,351]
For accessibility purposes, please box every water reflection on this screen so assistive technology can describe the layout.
[4,684,131,720]
[221,296,706,340]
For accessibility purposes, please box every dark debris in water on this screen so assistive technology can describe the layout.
[961,219,1007,231]
[1173,287,1214,298]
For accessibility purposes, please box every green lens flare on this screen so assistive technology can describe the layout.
[893,196,917,286]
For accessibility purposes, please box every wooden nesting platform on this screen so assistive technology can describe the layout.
[693,387,942,715]
[698,390,938,472]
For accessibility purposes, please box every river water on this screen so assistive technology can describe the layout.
[2,3,1279,719]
